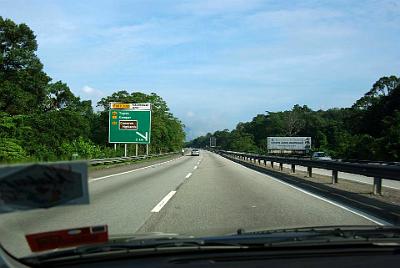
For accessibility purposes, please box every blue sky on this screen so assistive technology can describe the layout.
[1,0,400,140]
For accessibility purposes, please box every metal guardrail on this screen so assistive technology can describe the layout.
[89,152,179,166]
[217,150,400,195]
[338,159,400,166]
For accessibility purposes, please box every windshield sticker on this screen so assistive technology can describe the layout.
[0,161,89,213]
[26,225,108,252]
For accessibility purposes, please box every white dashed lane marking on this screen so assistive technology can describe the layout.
[151,191,176,212]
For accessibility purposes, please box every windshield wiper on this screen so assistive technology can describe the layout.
[74,239,242,253]
[22,226,400,265]
[231,225,400,246]
[22,237,243,264]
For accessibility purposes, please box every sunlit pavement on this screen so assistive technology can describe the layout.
[0,151,376,257]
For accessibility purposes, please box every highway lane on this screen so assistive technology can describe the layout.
[0,154,200,257]
[0,150,385,257]
[139,151,382,237]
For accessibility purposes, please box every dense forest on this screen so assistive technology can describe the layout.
[0,17,185,162]
[187,75,400,161]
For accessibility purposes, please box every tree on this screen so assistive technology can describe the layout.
[96,91,185,152]
[353,76,400,110]
[0,16,50,115]
[188,76,400,161]
[0,17,184,162]
[43,81,79,111]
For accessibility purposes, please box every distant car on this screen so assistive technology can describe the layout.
[312,151,332,160]
[191,149,200,156]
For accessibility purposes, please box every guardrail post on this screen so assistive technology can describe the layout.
[332,170,338,184]
[307,167,312,177]
[258,159,260,165]
[373,177,382,195]
[279,163,283,171]
[264,160,267,166]
[271,161,274,168]
[291,164,295,173]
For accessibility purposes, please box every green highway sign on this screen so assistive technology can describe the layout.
[108,103,151,144]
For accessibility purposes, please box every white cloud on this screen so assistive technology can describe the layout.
[177,0,264,15]
[82,85,95,94]
[81,85,103,96]
[246,8,343,27]
[2,0,399,141]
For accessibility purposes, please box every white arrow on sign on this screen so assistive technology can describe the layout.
[136,131,148,141]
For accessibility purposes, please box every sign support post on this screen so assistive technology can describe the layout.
[146,144,149,155]
[124,144,127,157]
[135,144,138,156]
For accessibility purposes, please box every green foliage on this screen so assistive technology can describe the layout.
[60,137,102,160]
[0,17,184,163]
[188,76,400,161]
[0,138,27,162]
[0,16,50,115]
[97,91,185,153]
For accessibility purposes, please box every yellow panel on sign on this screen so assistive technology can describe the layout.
[111,103,130,109]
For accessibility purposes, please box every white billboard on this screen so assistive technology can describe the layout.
[267,137,311,151]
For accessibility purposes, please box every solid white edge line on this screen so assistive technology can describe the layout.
[89,156,184,182]
[151,191,176,212]
[271,178,392,226]
[214,153,391,226]
[185,173,192,179]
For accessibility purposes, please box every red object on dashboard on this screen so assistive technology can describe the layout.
[25,225,108,252]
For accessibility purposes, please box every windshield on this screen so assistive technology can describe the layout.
[1,0,400,261]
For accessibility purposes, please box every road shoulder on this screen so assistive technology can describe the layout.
[89,154,182,178]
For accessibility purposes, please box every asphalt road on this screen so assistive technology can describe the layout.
[0,151,386,257]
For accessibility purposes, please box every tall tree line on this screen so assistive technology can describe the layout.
[187,76,400,161]
[0,17,185,162]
